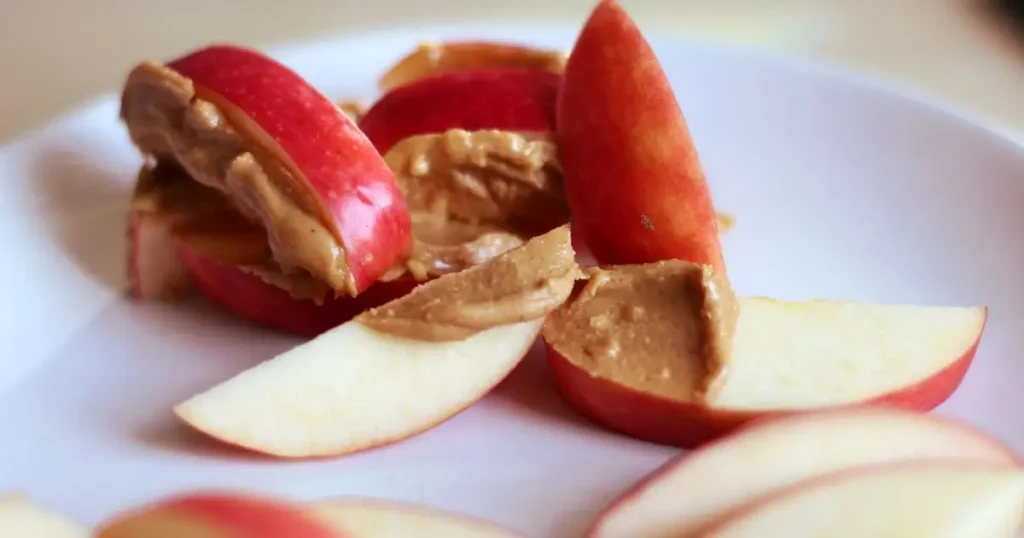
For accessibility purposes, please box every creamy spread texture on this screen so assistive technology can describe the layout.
[380,213,526,282]
[120,61,356,295]
[543,260,739,403]
[358,225,580,341]
[384,129,570,235]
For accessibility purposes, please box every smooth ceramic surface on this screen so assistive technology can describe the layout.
[1,24,1023,537]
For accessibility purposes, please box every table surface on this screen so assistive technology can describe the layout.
[1,0,1023,145]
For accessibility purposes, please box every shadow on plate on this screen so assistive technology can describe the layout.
[135,414,272,463]
[30,145,134,292]
[489,340,616,435]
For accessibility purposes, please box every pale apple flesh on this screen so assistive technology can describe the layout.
[96,492,343,538]
[308,498,524,538]
[0,492,87,538]
[696,464,1024,538]
[128,210,191,301]
[589,407,1018,538]
[175,318,543,458]
[548,297,986,448]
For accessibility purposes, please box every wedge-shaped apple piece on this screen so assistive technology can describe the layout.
[379,41,566,91]
[589,408,1017,538]
[359,69,560,154]
[97,491,342,538]
[122,45,412,298]
[557,0,727,275]
[308,498,523,537]
[176,226,579,457]
[0,492,87,538]
[545,261,987,448]
[696,464,1024,538]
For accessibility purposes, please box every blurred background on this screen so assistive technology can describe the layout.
[1,0,1022,144]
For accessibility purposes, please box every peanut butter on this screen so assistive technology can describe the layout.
[382,213,525,282]
[120,61,356,295]
[542,260,739,403]
[384,129,570,235]
[358,225,581,341]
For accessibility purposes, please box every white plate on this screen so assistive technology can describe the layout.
[2,22,1024,536]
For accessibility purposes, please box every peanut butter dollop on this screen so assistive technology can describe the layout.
[384,129,570,235]
[543,260,739,403]
[358,225,581,341]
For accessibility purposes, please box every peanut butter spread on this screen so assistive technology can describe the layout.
[542,260,739,403]
[139,163,526,303]
[120,61,356,295]
[384,129,570,235]
[358,225,581,341]
[132,162,265,246]
[381,213,526,282]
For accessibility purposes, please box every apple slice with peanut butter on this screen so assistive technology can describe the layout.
[175,226,582,457]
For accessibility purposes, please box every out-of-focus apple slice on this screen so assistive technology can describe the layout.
[589,408,1018,538]
[175,226,579,458]
[127,166,192,301]
[96,492,342,538]
[379,41,566,91]
[308,498,524,537]
[359,69,560,154]
[696,464,1024,538]
[128,209,189,301]
[0,492,87,538]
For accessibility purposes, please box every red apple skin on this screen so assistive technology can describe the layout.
[176,242,418,338]
[96,492,342,538]
[168,44,412,295]
[359,69,560,154]
[545,328,983,449]
[556,0,726,274]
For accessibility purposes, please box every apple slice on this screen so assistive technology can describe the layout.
[546,274,987,448]
[121,45,412,298]
[379,41,566,91]
[307,498,523,537]
[695,464,1024,538]
[96,492,342,538]
[556,0,727,274]
[0,492,87,538]
[128,208,190,301]
[175,226,579,458]
[127,166,192,300]
[359,69,560,154]
[589,408,1018,538]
